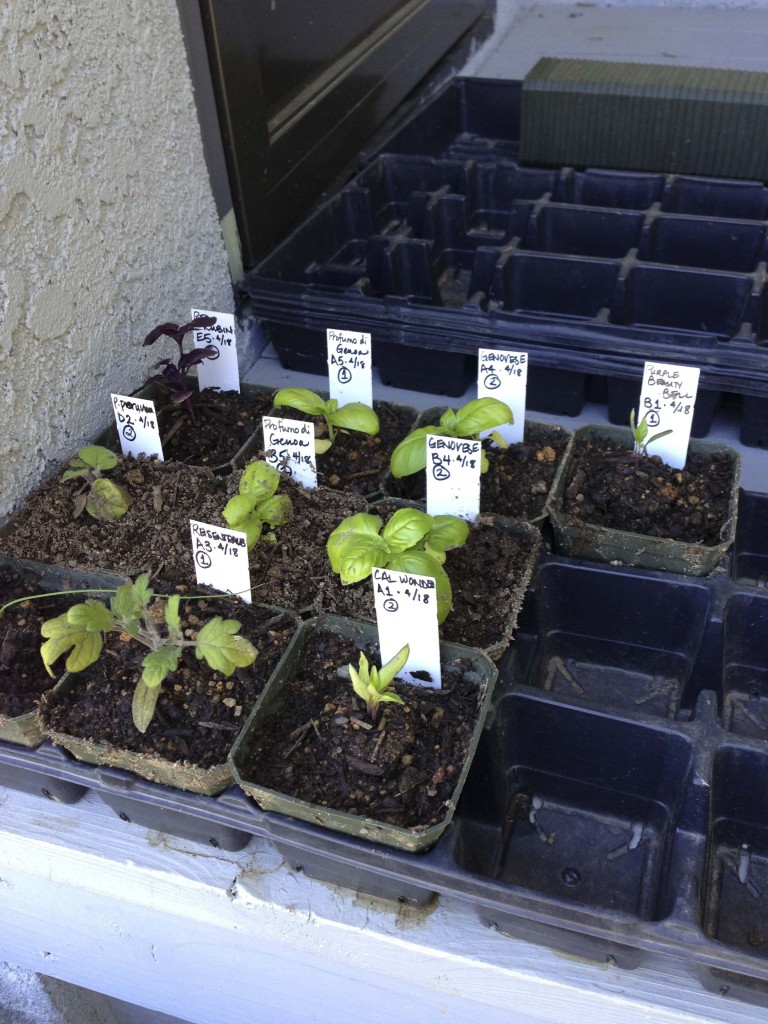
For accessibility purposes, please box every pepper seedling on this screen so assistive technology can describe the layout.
[348,644,409,722]
[142,314,219,422]
[629,408,673,460]
[221,460,293,549]
[327,508,468,624]
[40,574,258,732]
[271,387,379,454]
[62,445,131,521]
[389,397,513,478]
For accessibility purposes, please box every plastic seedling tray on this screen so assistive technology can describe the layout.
[244,77,768,445]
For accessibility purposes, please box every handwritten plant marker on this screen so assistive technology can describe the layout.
[478,348,527,444]
[326,328,373,408]
[372,566,441,688]
[111,394,163,460]
[191,308,240,393]
[425,434,481,521]
[190,520,252,603]
[637,361,700,469]
[262,415,317,489]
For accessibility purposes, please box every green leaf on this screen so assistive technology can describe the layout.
[326,513,382,574]
[349,659,371,704]
[272,388,327,417]
[376,643,410,689]
[195,618,258,675]
[439,408,459,431]
[241,517,264,550]
[132,573,154,607]
[314,438,333,455]
[85,478,131,520]
[381,508,432,554]
[258,494,293,527]
[337,534,389,585]
[67,600,115,633]
[132,679,160,733]
[141,645,181,689]
[165,595,182,639]
[388,550,452,625]
[238,461,280,499]
[61,468,89,482]
[111,582,143,634]
[424,515,470,554]
[40,613,104,676]
[453,398,513,437]
[328,403,380,437]
[390,427,450,478]
[77,445,119,472]
[222,493,259,529]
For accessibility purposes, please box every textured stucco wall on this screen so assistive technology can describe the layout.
[0,3,232,522]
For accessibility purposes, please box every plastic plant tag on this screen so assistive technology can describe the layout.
[477,348,527,445]
[111,394,163,460]
[372,567,441,688]
[326,328,373,408]
[262,415,317,489]
[425,434,481,521]
[190,520,252,603]
[637,361,700,469]
[191,308,240,393]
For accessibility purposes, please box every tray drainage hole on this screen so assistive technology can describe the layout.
[208,837,221,849]
[561,867,581,887]
[40,788,53,801]
[118,812,131,823]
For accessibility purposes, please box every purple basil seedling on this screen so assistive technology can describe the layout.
[143,315,219,422]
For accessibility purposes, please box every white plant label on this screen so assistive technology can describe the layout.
[326,328,373,408]
[189,520,251,603]
[372,567,441,688]
[637,361,700,469]
[425,434,482,521]
[191,308,240,393]
[477,348,527,444]
[111,394,163,460]
[262,415,317,489]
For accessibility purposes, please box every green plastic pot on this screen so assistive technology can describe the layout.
[547,424,741,576]
[229,614,498,853]
[0,558,126,748]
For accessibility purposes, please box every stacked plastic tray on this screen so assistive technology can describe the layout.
[5,491,768,1006]
[243,78,768,442]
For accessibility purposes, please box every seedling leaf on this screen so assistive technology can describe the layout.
[132,679,161,734]
[195,618,258,675]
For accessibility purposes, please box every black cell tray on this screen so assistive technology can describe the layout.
[243,77,768,441]
[6,490,768,1005]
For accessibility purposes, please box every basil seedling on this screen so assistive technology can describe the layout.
[272,388,379,454]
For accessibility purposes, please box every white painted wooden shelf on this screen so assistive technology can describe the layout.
[1,780,767,1024]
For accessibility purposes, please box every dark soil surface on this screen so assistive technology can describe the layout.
[385,421,570,521]
[314,504,541,652]
[37,591,297,769]
[271,401,418,497]
[152,387,273,467]
[238,630,483,829]
[0,565,115,718]
[0,457,230,582]
[560,436,737,543]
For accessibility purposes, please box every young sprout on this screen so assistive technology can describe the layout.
[349,644,409,722]
[390,397,513,478]
[62,445,131,521]
[142,314,219,422]
[222,460,293,549]
[327,508,468,624]
[629,408,673,459]
[40,574,258,733]
[272,388,379,454]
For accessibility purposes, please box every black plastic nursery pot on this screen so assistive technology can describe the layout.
[243,76,768,446]
[229,614,498,853]
[0,558,126,748]
[547,424,741,575]
[98,380,275,474]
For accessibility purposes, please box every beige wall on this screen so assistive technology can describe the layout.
[0,3,232,522]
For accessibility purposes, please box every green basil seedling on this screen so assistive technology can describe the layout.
[348,644,409,722]
[389,397,513,478]
[327,508,468,624]
[62,445,131,521]
[272,388,379,454]
[40,573,258,733]
[222,460,293,549]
